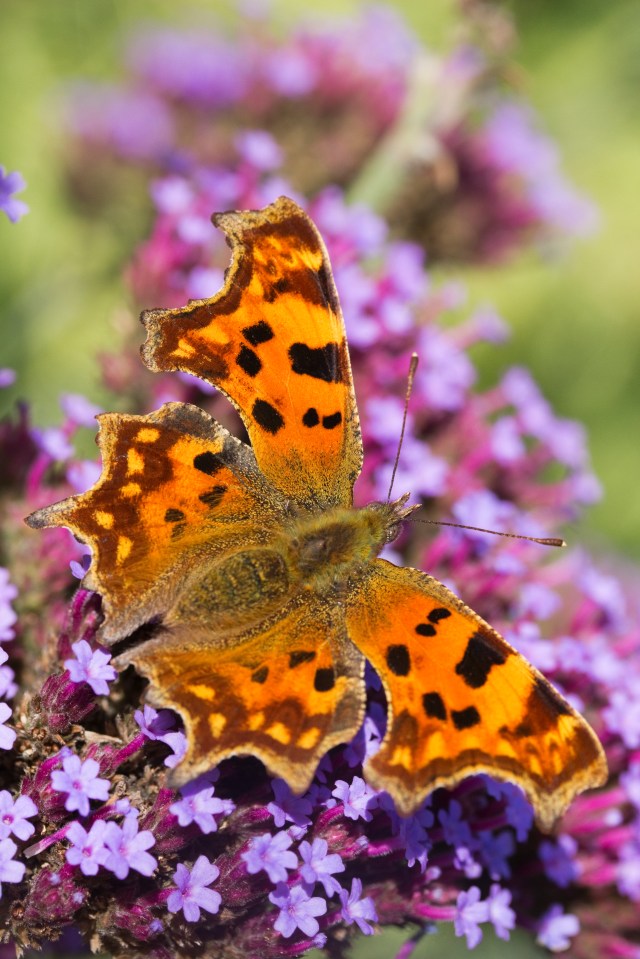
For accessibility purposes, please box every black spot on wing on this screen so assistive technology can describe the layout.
[289,650,316,669]
[199,485,227,509]
[415,622,436,637]
[386,644,411,677]
[322,412,342,430]
[193,451,224,475]
[252,399,284,434]
[423,692,447,721]
[302,408,320,428]
[251,666,269,684]
[451,706,481,730]
[236,345,262,377]
[429,608,451,623]
[289,342,343,383]
[164,508,185,523]
[455,631,508,689]
[264,277,291,303]
[242,320,274,346]
[314,668,335,692]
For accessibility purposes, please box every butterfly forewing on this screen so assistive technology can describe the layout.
[345,560,608,829]
[142,196,363,509]
[26,403,277,641]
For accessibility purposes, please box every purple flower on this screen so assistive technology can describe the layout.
[395,807,434,871]
[299,838,345,896]
[438,800,474,849]
[0,703,16,750]
[135,705,187,766]
[339,878,378,935]
[540,835,578,888]
[269,882,327,938]
[268,778,312,829]
[235,130,282,171]
[0,660,17,700]
[32,426,74,461]
[0,837,26,893]
[416,326,475,412]
[162,730,187,768]
[486,884,515,941]
[241,831,298,884]
[477,829,514,881]
[66,459,102,494]
[167,855,221,922]
[616,839,640,900]
[454,886,489,949]
[0,167,28,223]
[50,753,110,816]
[0,791,38,841]
[536,905,580,951]
[103,815,157,880]
[135,704,176,739]
[65,820,109,876]
[59,393,102,428]
[64,640,117,696]
[170,778,234,834]
[332,777,378,822]
[0,568,17,643]
[0,368,16,388]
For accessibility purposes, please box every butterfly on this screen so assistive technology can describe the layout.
[26,196,607,830]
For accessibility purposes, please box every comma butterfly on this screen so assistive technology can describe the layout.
[26,196,607,830]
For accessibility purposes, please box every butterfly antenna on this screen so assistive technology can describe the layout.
[386,352,419,503]
[412,516,566,548]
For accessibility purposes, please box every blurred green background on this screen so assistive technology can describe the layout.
[3,2,637,957]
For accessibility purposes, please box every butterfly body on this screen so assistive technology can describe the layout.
[26,196,607,829]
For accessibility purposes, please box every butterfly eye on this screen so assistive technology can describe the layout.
[385,523,402,544]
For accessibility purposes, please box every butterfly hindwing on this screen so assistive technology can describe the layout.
[117,597,366,792]
[345,560,608,829]
[142,196,363,509]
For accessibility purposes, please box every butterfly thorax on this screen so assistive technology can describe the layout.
[282,498,410,592]
[169,499,408,630]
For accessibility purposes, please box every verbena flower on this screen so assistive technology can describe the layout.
[50,754,111,816]
[167,855,221,922]
[64,639,117,695]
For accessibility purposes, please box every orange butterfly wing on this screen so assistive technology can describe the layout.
[117,597,365,793]
[26,403,279,641]
[142,196,363,508]
[346,560,608,829]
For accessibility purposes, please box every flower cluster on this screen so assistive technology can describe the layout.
[61,5,592,266]
[1,5,637,959]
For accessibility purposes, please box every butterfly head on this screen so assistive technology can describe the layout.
[370,492,420,544]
